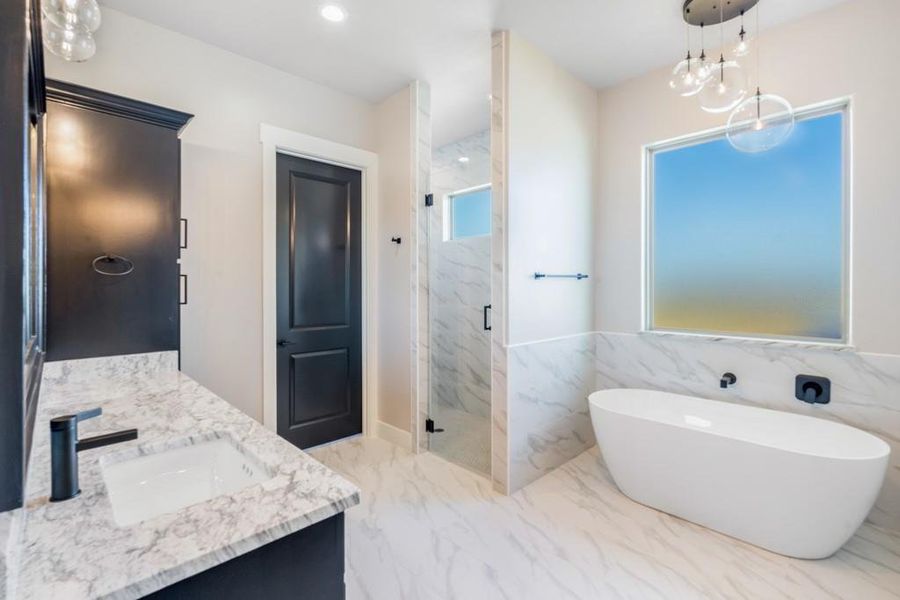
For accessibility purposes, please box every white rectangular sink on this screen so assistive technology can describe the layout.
[102,438,272,526]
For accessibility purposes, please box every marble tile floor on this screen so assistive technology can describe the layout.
[309,437,900,600]
[429,404,491,476]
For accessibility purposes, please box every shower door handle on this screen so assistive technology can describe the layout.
[483,304,492,331]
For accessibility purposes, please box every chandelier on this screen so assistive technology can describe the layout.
[669,0,794,152]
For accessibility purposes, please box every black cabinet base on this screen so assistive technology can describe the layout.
[144,513,345,599]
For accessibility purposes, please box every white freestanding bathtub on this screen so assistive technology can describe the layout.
[588,389,890,559]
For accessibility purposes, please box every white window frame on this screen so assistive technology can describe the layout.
[642,98,852,346]
[445,183,491,241]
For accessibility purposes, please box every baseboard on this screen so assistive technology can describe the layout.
[375,420,411,449]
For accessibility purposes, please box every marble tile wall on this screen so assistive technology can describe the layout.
[506,328,900,533]
[594,331,900,533]
[490,30,510,494]
[429,130,492,422]
[507,333,597,491]
[411,81,432,453]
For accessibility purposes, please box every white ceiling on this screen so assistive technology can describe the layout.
[100,0,849,147]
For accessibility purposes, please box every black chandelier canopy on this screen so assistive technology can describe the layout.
[682,0,760,26]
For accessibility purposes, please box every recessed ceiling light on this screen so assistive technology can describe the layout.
[320,4,348,22]
[458,156,470,164]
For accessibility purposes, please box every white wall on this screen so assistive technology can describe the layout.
[505,33,597,345]
[595,0,900,354]
[374,86,413,432]
[45,8,377,420]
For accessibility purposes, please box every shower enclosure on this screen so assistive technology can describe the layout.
[426,130,492,475]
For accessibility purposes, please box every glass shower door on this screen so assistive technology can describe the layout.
[427,131,492,475]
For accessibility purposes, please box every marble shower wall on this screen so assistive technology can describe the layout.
[594,332,900,534]
[429,130,492,420]
[411,81,432,453]
[490,31,509,494]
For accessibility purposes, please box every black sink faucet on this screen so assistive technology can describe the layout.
[50,407,138,502]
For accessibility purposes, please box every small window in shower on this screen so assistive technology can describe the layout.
[448,185,491,240]
[646,104,848,343]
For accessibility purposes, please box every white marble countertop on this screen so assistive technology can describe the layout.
[12,352,359,599]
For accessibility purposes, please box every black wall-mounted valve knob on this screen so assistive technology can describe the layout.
[720,372,737,388]
[795,374,831,404]
[391,237,402,245]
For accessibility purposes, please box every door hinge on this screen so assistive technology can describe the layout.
[425,418,444,433]
[425,193,434,207]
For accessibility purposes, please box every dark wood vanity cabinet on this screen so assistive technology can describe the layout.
[45,81,192,361]
[144,514,346,599]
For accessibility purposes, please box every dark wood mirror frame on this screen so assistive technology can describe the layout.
[1,0,47,512]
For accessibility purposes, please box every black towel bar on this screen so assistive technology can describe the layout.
[533,272,589,280]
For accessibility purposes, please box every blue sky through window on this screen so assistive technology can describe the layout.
[651,111,844,340]
[451,187,491,239]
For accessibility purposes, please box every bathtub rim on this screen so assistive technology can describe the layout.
[588,388,890,462]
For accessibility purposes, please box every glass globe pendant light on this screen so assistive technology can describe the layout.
[42,0,101,62]
[727,3,794,152]
[698,56,747,113]
[43,18,96,62]
[43,0,102,34]
[732,10,752,57]
[695,23,714,84]
[669,53,704,96]
[698,2,747,113]
[727,89,794,152]
[669,24,709,96]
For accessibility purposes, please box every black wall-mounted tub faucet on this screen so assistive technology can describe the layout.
[795,375,831,405]
[50,407,138,502]
[720,372,737,388]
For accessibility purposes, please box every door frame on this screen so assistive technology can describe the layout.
[260,124,378,439]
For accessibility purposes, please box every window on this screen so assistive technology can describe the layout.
[646,106,847,342]
[448,185,491,239]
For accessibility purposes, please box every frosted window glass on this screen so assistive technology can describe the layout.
[650,111,844,341]
[451,187,491,239]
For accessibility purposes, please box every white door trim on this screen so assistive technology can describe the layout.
[259,123,379,439]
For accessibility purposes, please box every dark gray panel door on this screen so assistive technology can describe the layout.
[276,154,362,449]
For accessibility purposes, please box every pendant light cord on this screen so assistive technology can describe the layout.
[700,23,706,62]
[756,2,762,116]
[685,21,692,62]
[718,1,725,81]
[719,2,725,49]
[756,2,761,91]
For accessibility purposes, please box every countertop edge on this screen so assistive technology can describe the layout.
[112,491,360,600]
